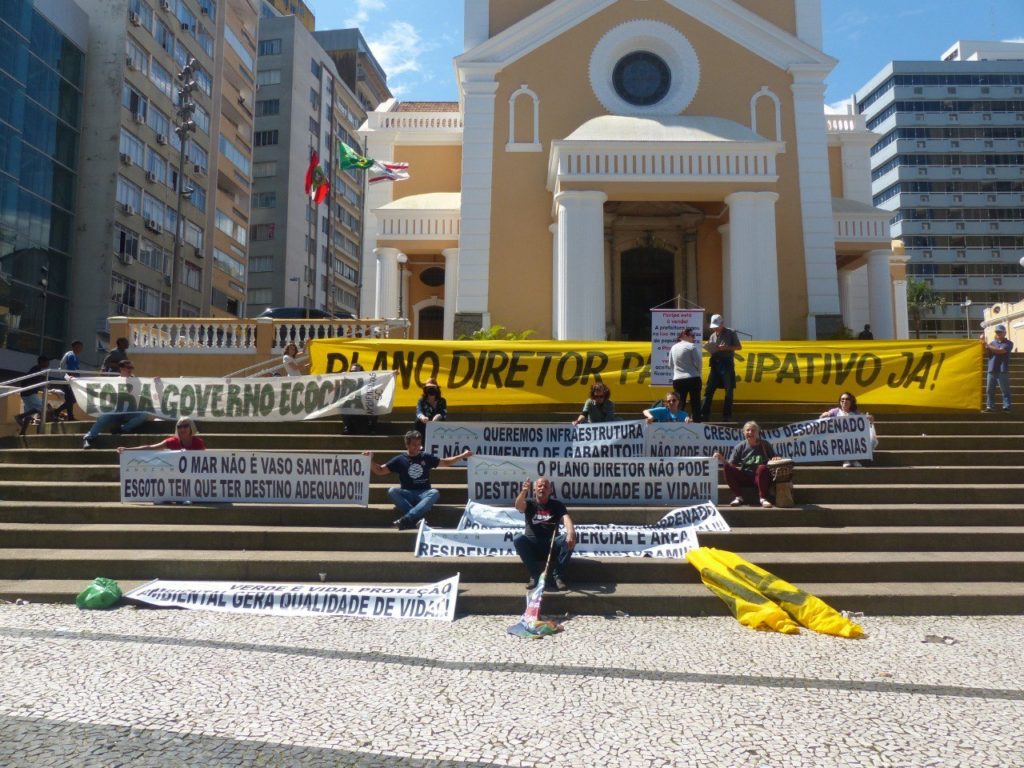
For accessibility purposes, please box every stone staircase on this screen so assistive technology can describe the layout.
[1,357,1022,616]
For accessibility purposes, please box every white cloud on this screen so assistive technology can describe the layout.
[343,0,386,28]
[825,97,854,115]
[367,21,425,79]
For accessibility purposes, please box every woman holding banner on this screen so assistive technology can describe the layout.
[820,392,877,468]
[573,382,615,426]
[282,344,303,377]
[643,393,691,423]
[115,417,206,454]
[414,378,447,439]
[713,421,775,508]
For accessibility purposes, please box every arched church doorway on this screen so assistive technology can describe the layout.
[418,305,444,340]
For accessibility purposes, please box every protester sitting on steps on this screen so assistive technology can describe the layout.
[573,382,615,426]
[414,378,447,439]
[365,430,472,530]
[116,417,206,453]
[513,477,576,592]
[820,392,877,468]
[643,392,691,423]
[82,359,151,449]
[713,421,775,508]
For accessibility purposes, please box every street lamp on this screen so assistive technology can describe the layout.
[170,58,200,317]
[960,298,972,338]
[396,252,408,320]
[289,276,300,306]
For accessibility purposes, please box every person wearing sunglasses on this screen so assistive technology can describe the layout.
[82,359,152,448]
[115,416,206,454]
[820,392,876,467]
[573,382,615,426]
[643,393,691,423]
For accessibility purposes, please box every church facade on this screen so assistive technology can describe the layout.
[359,0,907,341]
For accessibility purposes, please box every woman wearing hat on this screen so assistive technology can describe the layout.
[414,378,448,439]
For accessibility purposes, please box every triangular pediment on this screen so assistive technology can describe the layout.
[457,0,835,78]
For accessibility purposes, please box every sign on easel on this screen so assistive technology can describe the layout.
[651,308,705,386]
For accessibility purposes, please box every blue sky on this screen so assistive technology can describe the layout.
[306,0,1024,106]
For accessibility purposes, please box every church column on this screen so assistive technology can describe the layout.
[554,191,607,340]
[455,77,499,334]
[717,223,731,319]
[866,249,895,339]
[374,247,403,319]
[723,191,781,340]
[549,223,559,337]
[441,248,459,340]
[893,278,909,340]
[684,230,698,305]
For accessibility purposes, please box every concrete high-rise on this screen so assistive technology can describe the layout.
[248,12,389,316]
[72,0,257,363]
[0,0,88,371]
[856,41,1024,337]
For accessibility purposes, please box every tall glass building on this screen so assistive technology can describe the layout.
[0,0,87,368]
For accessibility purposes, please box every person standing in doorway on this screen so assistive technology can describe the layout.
[858,324,874,340]
[669,327,702,422]
[699,314,742,421]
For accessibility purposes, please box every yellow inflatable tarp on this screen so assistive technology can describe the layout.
[307,338,980,410]
[686,547,864,638]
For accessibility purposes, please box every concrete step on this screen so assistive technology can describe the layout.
[3,578,1023,616]
[1,548,1023,584]
[0,501,1019,528]
[3,523,1022,553]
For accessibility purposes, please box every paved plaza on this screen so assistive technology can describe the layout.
[0,604,1022,767]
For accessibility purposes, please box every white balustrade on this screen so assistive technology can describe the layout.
[834,212,891,242]
[376,212,461,239]
[366,112,463,131]
[825,115,867,133]
[551,146,780,184]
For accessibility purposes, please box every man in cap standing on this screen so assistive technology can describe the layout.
[981,324,1013,412]
[699,313,742,421]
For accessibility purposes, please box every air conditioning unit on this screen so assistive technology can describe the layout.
[116,251,132,265]
[121,203,135,215]
[200,5,209,15]
[125,56,136,71]
[132,112,145,124]
[163,275,172,286]
[193,164,205,176]
[156,134,168,145]
[145,171,157,183]
[119,152,133,165]
[129,11,141,25]
[180,22,190,31]
[159,0,170,10]
[193,245,204,259]
[237,94,245,105]
[145,219,162,233]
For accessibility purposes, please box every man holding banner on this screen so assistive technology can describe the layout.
[513,477,576,591]
[367,431,473,530]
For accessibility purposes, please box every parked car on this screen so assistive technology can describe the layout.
[254,307,355,320]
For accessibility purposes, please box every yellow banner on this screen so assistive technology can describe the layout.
[308,339,981,410]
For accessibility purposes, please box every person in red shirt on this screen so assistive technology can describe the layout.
[115,417,206,454]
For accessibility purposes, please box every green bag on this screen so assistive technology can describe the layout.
[75,577,123,610]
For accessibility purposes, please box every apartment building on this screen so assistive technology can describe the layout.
[857,41,1024,336]
[248,14,389,316]
[261,0,314,33]
[0,0,88,371]
[73,0,257,361]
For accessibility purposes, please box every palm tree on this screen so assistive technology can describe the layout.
[906,279,946,339]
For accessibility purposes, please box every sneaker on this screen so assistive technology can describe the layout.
[849,461,863,468]
[392,517,414,531]
[842,461,852,468]
[525,576,538,590]
[553,575,568,592]
[82,438,94,449]
[729,496,743,507]
[759,498,774,508]
[983,407,993,413]
[1003,407,1012,412]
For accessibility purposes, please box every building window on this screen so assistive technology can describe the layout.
[612,51,671,107]
[139,238,168,273]
[248,287,272,304]
[122,83,148,120]
[251,223,276,241]
[213,247,246,280]
[252,191,276,208]
[218,133,251,175]
[119,128,145,166]
[114,224,140,260]
[215,209,247,245]
[255,98,279,116]
[149,59,173,99]
[309,117,319,136]
[258,38,281,56]
[311,59,321,79]
[155,19,174,54]
[224,25,254,71]
[126,37,148,74]
[182,261,202,290]
[249,254,273,272]
[256,69,281,87]
[116,175,142,211]
[254,130,278,147]
[252,161,277,178]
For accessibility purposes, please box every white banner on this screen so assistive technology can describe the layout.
[416,517,702,559]
[424,420,647,460]
[457,500,730,533]
[645,416,874,463]
[467,456,718,506]
[71,371,395,421]
[120,450,370,505]
[651,308,705,386]
[125,575,459,621]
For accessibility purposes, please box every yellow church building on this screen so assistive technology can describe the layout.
[359,0,906,342]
